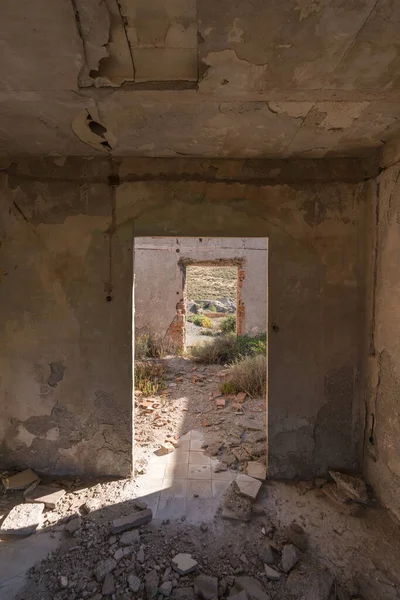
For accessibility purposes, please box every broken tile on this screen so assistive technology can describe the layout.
[112,508,152,533]
[216,397,226,408]
[24,485,66,509]
[0,502,44,536]
[234,474,262,499]
[3,469,40,491]
[159,442,175,455]
[246,462,267,481]
[172,553,198,575]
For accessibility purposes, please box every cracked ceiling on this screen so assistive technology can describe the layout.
[1,0,400,158]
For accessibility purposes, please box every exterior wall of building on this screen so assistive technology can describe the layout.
[134,237,268,350]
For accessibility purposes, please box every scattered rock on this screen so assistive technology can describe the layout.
[172,553,198,575]
[246,463,267,481]
[159,581,173,597]
[235,392,247,403]
[174,587,196,599]
[145,569,159,599]
[329,471,368,504]
[94,558,117,582]
[194,574,218,599]
[24,485,66,509]
[159,442,175,455]
[0,502,44,536]
[59,576,68,588]
[120,529,140,545]
[216,398,226,408]
[112,508,152,533]
[281,544,300,573]
[137,545,145,563]
[234,474,262,500]
[65,516,82,534]
[3,469,40,490]
[285,522,307,551]
[102,573,115,596]
[128,574,141,592]
[263,565,280,580]
[231,576,270,600]
[258,543,274,565]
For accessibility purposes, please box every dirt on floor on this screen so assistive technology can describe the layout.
[134,356,266,475]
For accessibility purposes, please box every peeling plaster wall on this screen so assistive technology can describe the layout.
[363,142,400,521]
[134,237,268,348]
[0,157,366,478]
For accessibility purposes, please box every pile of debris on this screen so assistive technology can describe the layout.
[319,470,372,516]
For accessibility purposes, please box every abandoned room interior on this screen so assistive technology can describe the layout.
[1,1,400,599]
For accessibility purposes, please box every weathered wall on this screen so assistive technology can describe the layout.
[134,237,268,348]
[363,141,400,521]
[0,157,367,478]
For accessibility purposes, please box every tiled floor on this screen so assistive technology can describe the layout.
[135,430,235,522]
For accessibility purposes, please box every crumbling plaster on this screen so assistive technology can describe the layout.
[1,1,400,157]
[0,157,367,479]
[363,140,400,521]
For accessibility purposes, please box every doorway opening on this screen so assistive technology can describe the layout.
[185,264,238,350]
[133,236,268,521]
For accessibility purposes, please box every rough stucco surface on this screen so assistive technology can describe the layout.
[134,237,267,345]
[363,153,400,521]
[1,1,400,157]
[0,157,365,479]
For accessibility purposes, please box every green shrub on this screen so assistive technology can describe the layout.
[189,314,213,328]
[225,354,266,398]
[201,329,215,336]
[135,361,166,396]
[190,333,266,364]
[221,380,236,395]
[220,314,236,333]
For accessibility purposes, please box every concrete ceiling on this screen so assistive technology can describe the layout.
[1,0,400,158]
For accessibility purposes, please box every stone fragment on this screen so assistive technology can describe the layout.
[159,442,175,455]
[258,543,274,565]
[102,573,115,596]
[322,483,363,516]
[145,569,159,599]
[0,503,44,536]
[216,398,226,408]
[234,474,262,499]
[194,574,218,599]
[286,568,333,599]
[112,508,152,533]
[236,392,247,403]
[281,544,300,573]
[263,565,280,580]
[228,592,248,600]
[329,471,368,504]
[24,485,66,509]
[239,418,264,431]
[231,576,270,600]
[174,587,196,599]
[285,522,307,551]
[94,558,117,582]
[65,516,82,534]
[4,469,40,490]
[128,574,141,592]
[120,529,140,545]
[246,463,267,481]
[59,575,68,588]
[137,545,145,563]
[159,581,173,597]
[172,553,198,575]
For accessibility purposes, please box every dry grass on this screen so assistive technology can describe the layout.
[186,266,237,300]
[135,333,174,359]
[225,354,267,398]
[135,361,166,396]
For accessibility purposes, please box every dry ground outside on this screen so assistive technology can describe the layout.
[186,266,237,301]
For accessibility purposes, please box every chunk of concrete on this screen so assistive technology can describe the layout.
[194,574,218,599]
[24,485,66,509]
[234,474,262,500]
[4,469,40,491]
[112,508,152,533]
[145,569,159,599]
[0,503,44,536]
[159,442,175,455]
[231,576,270,600]
[281,544,300,573]
[228,592,248,600]
[65,516,82,534]
[172,553,198,575]
[159,581,173,597]
[102,572,115,596]
[94,558,117,582]
[264,564,280,580]
[246,462,267,481]
[120,529,140,545]
[329,471,368,504]
[128,574,141,592]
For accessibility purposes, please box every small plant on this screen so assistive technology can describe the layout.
[209,304,217,312]
[135,361,166,396]
[189,314,213,328]
[225,354,266,398]
[221,380,237,395]
[135,333,172,359]
[201,328,214,336]
[220,314,236,333]
[190,333,267,364]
